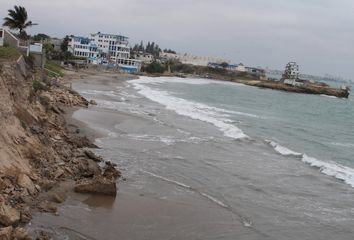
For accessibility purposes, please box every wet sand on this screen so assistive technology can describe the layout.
[28,72,264,240]
[28,71,354,240]
[30,182,264,240]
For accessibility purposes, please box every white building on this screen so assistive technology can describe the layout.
[282,62,301,86]
[132,51,154,64]
[160,52,230,66]
[68,32,141,73]
[235,63,246,72]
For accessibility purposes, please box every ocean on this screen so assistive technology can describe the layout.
[128,76,354,186]
[32,76,354,239]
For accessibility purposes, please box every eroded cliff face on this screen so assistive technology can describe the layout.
[0,60,40,174]
[0,59,120,239]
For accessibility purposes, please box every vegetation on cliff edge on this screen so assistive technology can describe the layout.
[0,46,20,61]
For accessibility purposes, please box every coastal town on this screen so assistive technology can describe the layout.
[0,26,350,98]
[0,3,354,240]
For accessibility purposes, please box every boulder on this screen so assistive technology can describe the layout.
[53,168,65,179]
[0,178,12,191]
[89,100,97,105]
[84,150,102,162]
[17,174,36,196]
[74,178,117,196]
[0,226,13,240]
[19,208,32,224]
[103,164,121,180]
[76,159,101,178]
[51,190,67,204]
[0,203,20,226]
[37,201,57,213]
[12,227,30,240]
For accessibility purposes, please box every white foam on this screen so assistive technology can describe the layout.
[266,140,354,188]
[320,94,338,99]
[80,89,118,97]
[330,142,354,148]
[142,170,192,189]
[266,140,302,156]
[142,170,230,209]
[301,154,354,187]
[199,192,229,208]
[126,134,176,145]
[125,134,210,145]
[133,76,249,88]
[129,77,248,139]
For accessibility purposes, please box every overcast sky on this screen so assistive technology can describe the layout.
[1,0,354,78]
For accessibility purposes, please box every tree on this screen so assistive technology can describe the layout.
[61,35,70,52]
[3,5,37,36]
[139,41,144,51]
[220,62,229,69]
[143,61,165,74]
[33,33,50,41]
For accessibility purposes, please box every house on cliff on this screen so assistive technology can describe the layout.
[0,28,45,68]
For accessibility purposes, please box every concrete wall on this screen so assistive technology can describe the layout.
[3,29,19,48]
[0,30,3,46]
[31,52,46,69]
[16,55,28,77]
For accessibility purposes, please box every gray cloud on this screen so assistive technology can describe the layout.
[1,0,353,78]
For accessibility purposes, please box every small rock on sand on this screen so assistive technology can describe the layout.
[12,227,30,240]
[0,203,20,226]
[37,201,57,213]
[51,190,67,203]
[0,226,13,240]
[84,150,102,162]
[17,174,36,196]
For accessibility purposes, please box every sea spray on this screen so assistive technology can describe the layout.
[130,77,249,140]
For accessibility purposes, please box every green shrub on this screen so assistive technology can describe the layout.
[143,61,165,74]
[45,62,64,77]
[39,95,51,109]
[20,120,27,130]
[0,46,20,61]
[33,80,49,92]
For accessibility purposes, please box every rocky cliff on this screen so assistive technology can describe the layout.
[0,58,120,239]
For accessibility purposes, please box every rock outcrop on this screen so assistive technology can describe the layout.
[0,58,121,237]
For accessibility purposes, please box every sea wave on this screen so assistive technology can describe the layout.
[301,155,354,187]
[330,142,354,148]
[266,140,302,156]
[267,140,354,187]
[142,170,253,227]
[142,170,229,208]
[125,133,211,145]
[320,94,338,99]
[79,89,119,98]
[129,77,248,139]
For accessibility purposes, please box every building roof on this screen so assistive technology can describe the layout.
[92,32,129,40]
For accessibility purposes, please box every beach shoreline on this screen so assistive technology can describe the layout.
[27,69,267,240]
[27,68,354,240]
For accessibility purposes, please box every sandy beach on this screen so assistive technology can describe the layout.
[27,70,354,240]
[27,71,268,240]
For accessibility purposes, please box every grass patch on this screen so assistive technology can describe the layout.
[45,61,64,77]
[33,79,49,92]
[39,95,51,110]
[0,46,21,61]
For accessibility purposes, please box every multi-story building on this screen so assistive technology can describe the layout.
[68,32,141,73]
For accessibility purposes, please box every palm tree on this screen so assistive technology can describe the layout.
[3,5,37,35]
